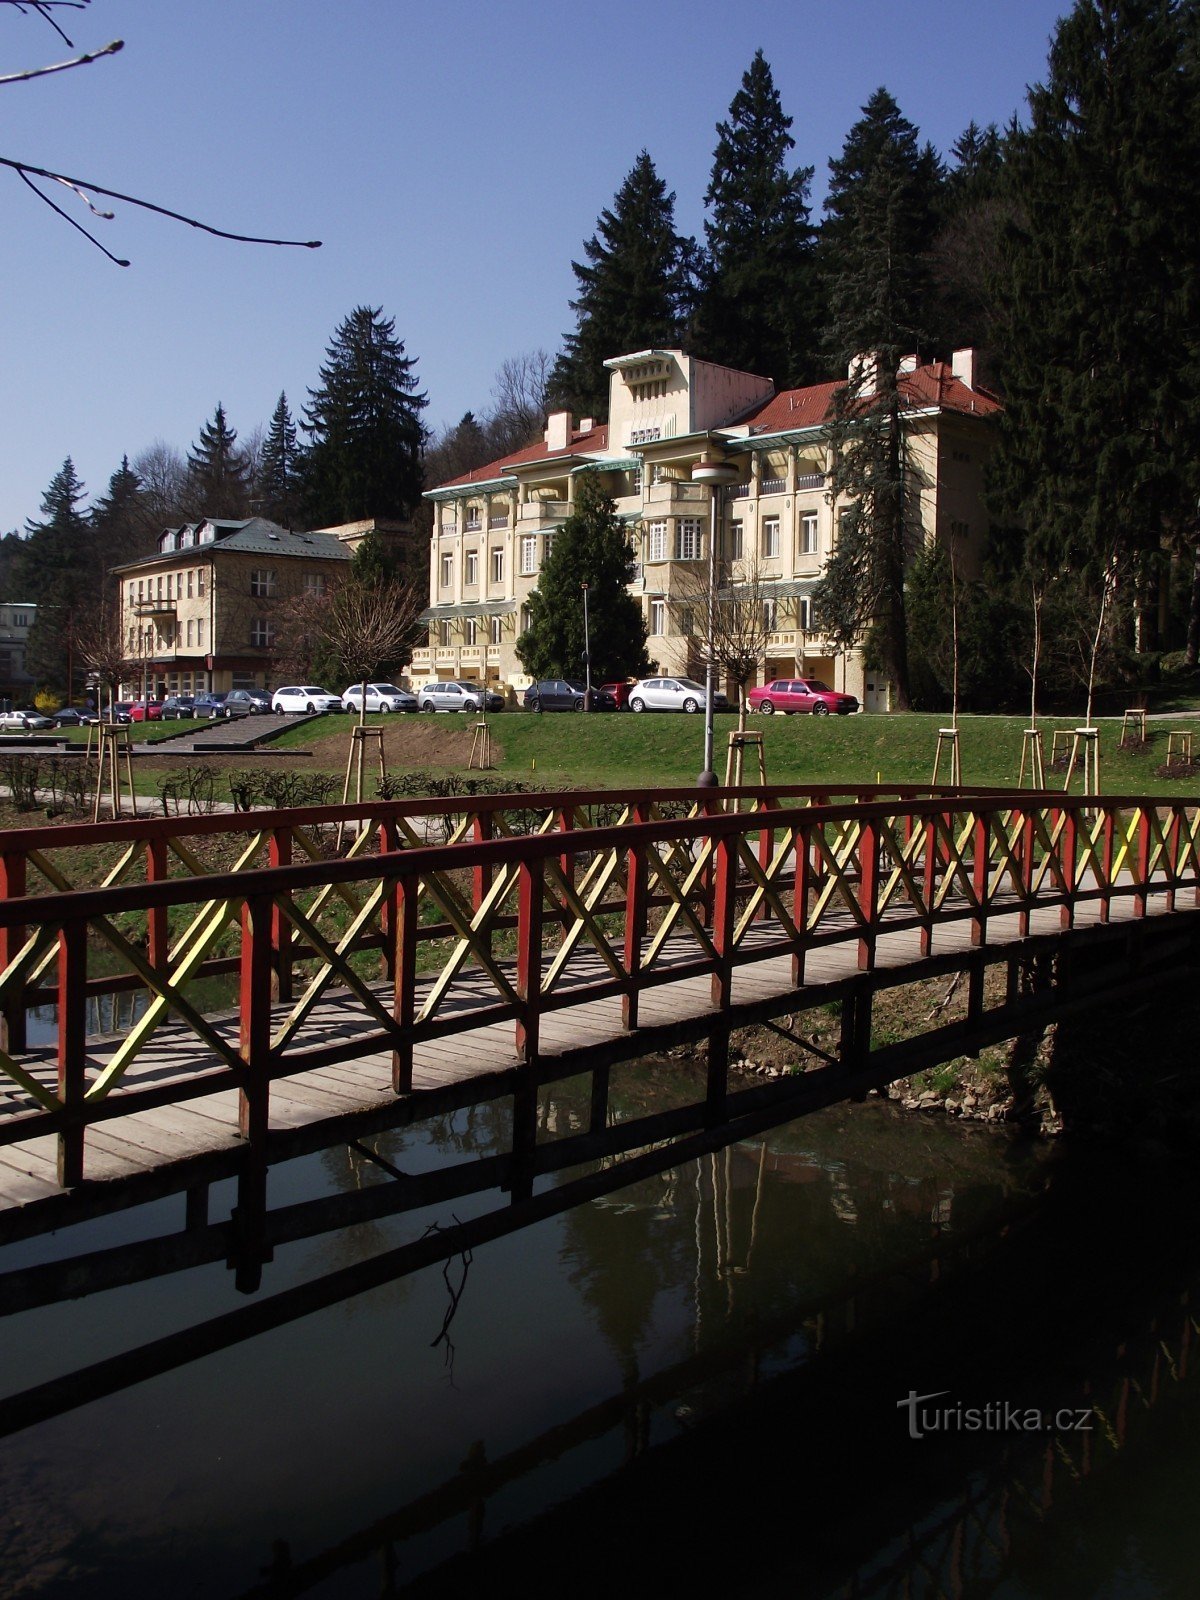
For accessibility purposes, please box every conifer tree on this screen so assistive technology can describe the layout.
[301,306,428,527]
[256,392,301,528]
[186,402,252,519]
[696,50,817,386]
[16,458,91,690]
[515,474,650,682]
[549,153,695,421]
[90,455,151,577]
[988,0,1200,655]
[813,89,943,709]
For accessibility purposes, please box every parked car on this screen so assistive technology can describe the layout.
[222,689,273,718]
[271,686,344,715]
[627,677,729,714]
[109,701,135,724]
[341,682,419,714]
[0,709,55,731]
[159,694,196,720]
[52,706,99,727]
[523,679,616,713]
[418,680,504,714]
[128,700,164,722]
[599,680,637,710]
[747,679,860,717]
[192,692,228,719]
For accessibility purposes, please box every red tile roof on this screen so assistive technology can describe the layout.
[437,422,610,489]
[739,362,1001,435]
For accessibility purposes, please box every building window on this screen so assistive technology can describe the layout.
[646,521,667,562]
[762,598,778,633]
[439,619,451,646]
[465,550,479,586]
[490,547,504,584]
[166,574,173,601]
[440,552,454,589]
[250,618,275,648]
[729,520,744,560]
[303,572,327,597]
[186,571,193,599]
[520,536,537,575]
[543,533,555,560]
[799,513,818,556]
[157,575,164,600]
[651,463,669,486]
[490,615,503,645]
[464,617,478,645]
[196,618,205,647]
[250,569,277,598]
[949,519,971,539]
[837,507,857,545]
[466,508,482,531]
[186,619,194,647]
[676,519,702,560]
[629,467,643,495]
[798,596,813,631]
[520,604,532,632]
[762,518,780,557]
[650,598,666,635]
[197,569,206,597]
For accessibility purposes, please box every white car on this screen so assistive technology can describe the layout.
[418,680,504,713]
[270,686,344,715]
[0,709,55,731]
[341,682,419,714]
[627,677,730,714]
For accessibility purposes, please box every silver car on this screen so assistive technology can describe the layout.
[627,677,729,714]
[418,680,504,713]
[341,682,419,713]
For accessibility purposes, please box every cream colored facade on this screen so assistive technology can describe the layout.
[416,349,1000,709]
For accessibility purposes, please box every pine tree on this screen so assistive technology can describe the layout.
[300,306,428,527]
[988,0,1200,656]
[549,153,695,421]
[256,392,301,528]
[515,474,650,682]
[186,402,252,519]
[696,50,817,386]
[91,455,151,577]
[932,121,1013,355]
[813,89,944,709]
[15,458,91,691]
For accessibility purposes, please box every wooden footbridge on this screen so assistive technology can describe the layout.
[0,783,1198,1232]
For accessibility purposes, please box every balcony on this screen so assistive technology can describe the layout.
[731,483,752,499]
[759,477,786,495]
[646,480,707,507]
[795,473,826,491]
[460,647,483,666]
[132,600,176,618]
[518,499,569,527]
[488,515,510,530]
[410,647,433,669]
[465,518,482,532]
[434,648,458,666]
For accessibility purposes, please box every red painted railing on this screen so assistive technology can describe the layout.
[0,785,1196,1186]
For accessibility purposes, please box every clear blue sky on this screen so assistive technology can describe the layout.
[0,0,1071,537]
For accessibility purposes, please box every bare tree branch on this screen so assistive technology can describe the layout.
[0,1,92,51]
[0,34,120,86]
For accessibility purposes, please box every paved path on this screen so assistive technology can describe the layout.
[139,711,323,755]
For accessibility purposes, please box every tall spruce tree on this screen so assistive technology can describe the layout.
[696,50,817,386]
[931,120,1013,356]
[186,402,252,519]
[16,457,91,691]
[515,473,650,682]
[813,89,943,708]
[988,0,1200,656]
[91,455,151,579]
[549,153,695,421]
[301,306,428,527]
[256,392,301,528]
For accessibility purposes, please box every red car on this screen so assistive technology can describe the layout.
[128,700,164,722]
[747,678,859,716]
[599,680,637,710]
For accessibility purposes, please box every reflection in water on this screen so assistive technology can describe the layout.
[0,1062,1196,1599]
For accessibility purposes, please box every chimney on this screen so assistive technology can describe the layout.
[579,417,595,434]
[951,348,977,390]
[849,351,879,396]
[545,410,572,451]
[898,353,918,374]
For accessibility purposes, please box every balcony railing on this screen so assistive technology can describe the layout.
[795,473,826,491]
[646,480,707,505]
[488,515,510,530]
[465,518,482,531]
[132,600,177,617]
[731,483,752,499]
[759,477,786,495]
[519,499,569,526]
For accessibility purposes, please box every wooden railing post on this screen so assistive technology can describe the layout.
[56,917,88,1187]
[1019,809,1036,938]
[857,820,879,971]
[622,807,648,1030]
[971,810,990,947]
[471,811,494,952]
[1059,807,1078,929]
[1135,808,1152,918]
[710,830,738,1010]
[515,856,544,1062]
[0,850,27,1056]
[238,895,273,1147]
[145,835,169,978]
[375,819,398,981]
[920,812,937,956]
[391,870,419,1093]
[268,827,294,999]
[791,819,813,986]
[556,806,576,943]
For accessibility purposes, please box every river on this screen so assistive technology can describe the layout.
[0,1058,1197,1599]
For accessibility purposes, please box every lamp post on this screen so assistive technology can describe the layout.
[581,581,591,711]
[690,454,739,785]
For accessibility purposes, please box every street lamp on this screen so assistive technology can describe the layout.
[690,453,739,785]
[581,581,591,711]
